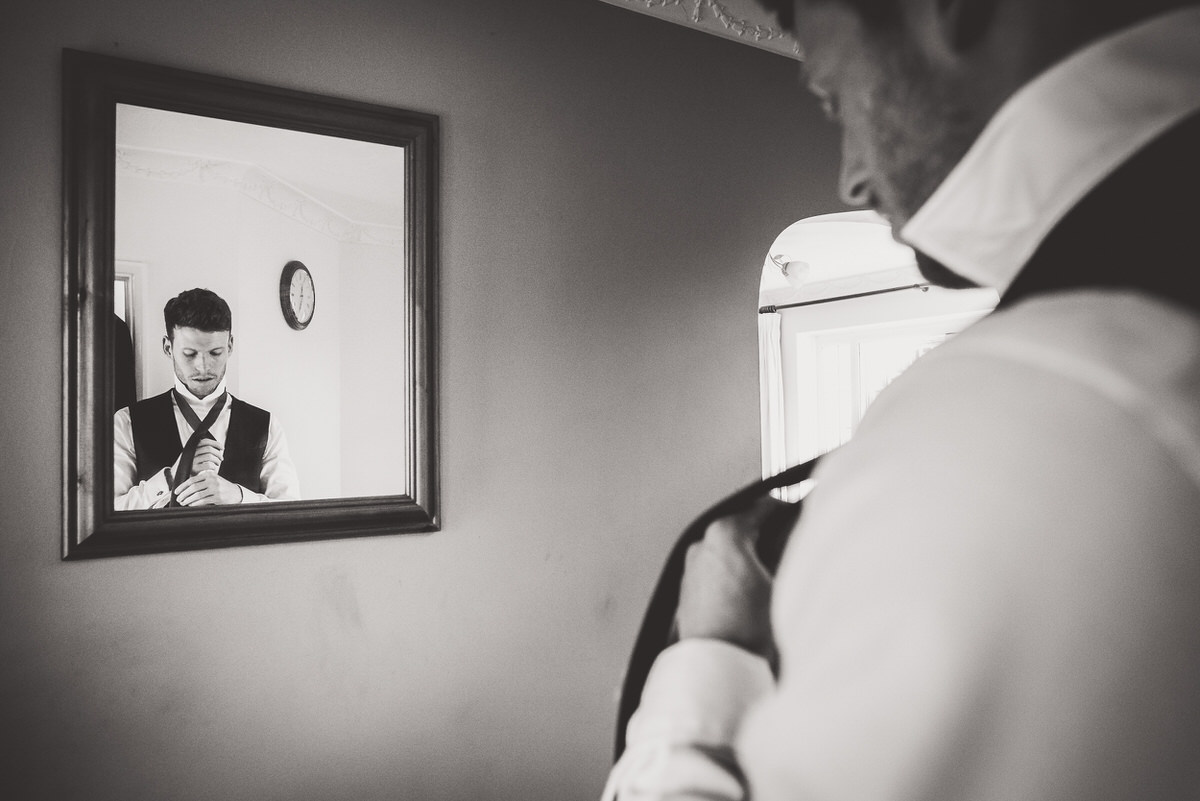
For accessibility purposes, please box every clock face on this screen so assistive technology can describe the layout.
[280,261,315,330]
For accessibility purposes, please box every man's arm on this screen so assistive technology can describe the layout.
[604,501,782,801]
[603,640,773,801]
[113,407,175,510]
[240,417,299,502]
[707,338,1200,800]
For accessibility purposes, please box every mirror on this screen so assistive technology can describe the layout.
[63,49,440,558]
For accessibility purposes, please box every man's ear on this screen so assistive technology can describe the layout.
[228,333,234,353]
[162,335,172,357]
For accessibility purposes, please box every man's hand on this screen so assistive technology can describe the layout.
[174,470,242,505]
[676,497,791,659]
[190,437,224,476]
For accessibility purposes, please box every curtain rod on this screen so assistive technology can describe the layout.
[759,283,929,314]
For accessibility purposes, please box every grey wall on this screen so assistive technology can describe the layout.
[0,0,841,799]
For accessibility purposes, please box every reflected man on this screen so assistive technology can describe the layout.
[114,287,300,509]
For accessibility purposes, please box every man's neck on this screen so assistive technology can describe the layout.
[900,5,1200,293]
[173,379,228,408]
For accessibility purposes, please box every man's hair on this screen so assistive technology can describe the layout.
[757,0,900,33]
[164,288,232,338]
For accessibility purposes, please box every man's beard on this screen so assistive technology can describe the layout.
[871,38,984,243]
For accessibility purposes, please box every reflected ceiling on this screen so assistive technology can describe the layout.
[116,104,404,227]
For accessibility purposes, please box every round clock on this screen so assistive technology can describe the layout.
[279,260,315,330]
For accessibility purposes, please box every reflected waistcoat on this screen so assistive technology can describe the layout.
[129,390,270,493]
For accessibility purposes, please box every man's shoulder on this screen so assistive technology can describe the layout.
[127,390,173,417]
[229,396,272,427]
[229,396,270,416]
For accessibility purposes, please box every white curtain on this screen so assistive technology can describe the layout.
[758,312,787,485]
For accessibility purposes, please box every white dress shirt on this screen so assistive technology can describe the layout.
[113,378,301,510]
[606,7,1200,801]
[901,5,1200,292]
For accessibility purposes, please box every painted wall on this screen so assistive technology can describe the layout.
[0,0,842,799]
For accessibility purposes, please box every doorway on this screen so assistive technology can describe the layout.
[758,211,997,497]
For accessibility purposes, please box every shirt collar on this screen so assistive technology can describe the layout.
[900,6,1200,296]
[173,378,230,413]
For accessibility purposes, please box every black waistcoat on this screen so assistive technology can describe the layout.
[129,390,270,493]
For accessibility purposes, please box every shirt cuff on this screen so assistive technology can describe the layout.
[238,488,268,504]
[625,638,775,749]
[147,467,173,505]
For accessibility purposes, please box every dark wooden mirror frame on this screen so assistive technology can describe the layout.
[62,48,440,559]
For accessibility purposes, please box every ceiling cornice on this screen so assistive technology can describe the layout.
[596,0,801,59]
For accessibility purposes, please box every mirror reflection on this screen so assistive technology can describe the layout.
[113,104,408,507]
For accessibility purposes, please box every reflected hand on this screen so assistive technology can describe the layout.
[190,437,224,476]
[174,470,242,505]
[676,496,790,659]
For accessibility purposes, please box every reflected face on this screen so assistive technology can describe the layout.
[164,326,232,398]
[794,0,978,230]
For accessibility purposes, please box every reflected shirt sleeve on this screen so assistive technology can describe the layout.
[113,407,174,510]
[238,415,300,503]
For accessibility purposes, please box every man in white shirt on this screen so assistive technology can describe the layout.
[607,1,1200,799]
[114,288,300,509]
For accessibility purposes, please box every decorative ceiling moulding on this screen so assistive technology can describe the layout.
[596,0,801,59]
[116,146,405,247]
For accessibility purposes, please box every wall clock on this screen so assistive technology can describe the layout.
[279,260,315,330]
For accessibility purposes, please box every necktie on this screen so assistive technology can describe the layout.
[169,389,228,507]
[613,453,823,761]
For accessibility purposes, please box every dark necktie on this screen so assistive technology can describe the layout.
[169,389,228,506]
[613,454,822,760]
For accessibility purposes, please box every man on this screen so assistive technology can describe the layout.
[606,0,1200,799]
[114,288,300,509]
